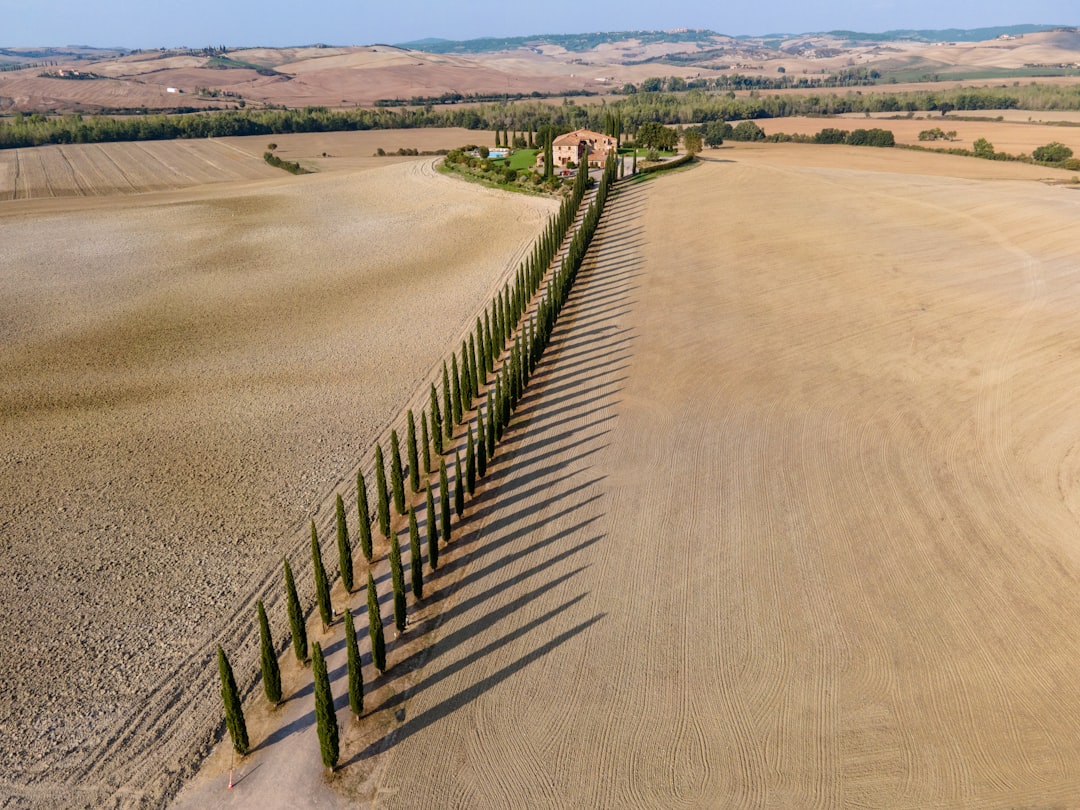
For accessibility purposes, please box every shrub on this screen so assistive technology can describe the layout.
[730,120,766,142]
[1033,142,1074,163]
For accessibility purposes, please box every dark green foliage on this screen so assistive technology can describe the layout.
[335,494,353,593]
[217,645,250,755]
[454,450,465,519]
[442,362,453,440]
[390,429,406,515]
[466,425,476,496]
[425,485,439,571]
[311,521,333,630]
[730,120,766,141]
[484,309,494,373]
[477,407,488,479]
[257,600,282,705]
[439,459,451,542]
[430,384,444,456]
[420,410,432,474]
[1033,141,1073,162]
[311,642,339,771]
[451,352,463,426]
[366,572,387,672]
[469,332,481,398]
[486,390,496,457]
[388,530,407,635]
[344,608,363,718]
[283,557,308,663]
[408,507,423,600]
[356,469,373,562]
[375,443,391,538]
[406,410,421,493]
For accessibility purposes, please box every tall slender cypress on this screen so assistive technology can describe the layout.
[426,484,439,571]
[388,530,406,636]
[390,429,406,515]
[366,572,386,672]
[335,494,353,593]
[311,521,332,630]
[430,384,444,456]
[406,410,420,493]
[439,458,451,543]
[408,507,423,600]
[217,646,249,755]
[442,363,453,440]
[311,641,339,771]
[374,443,391,538]
[484,309,494,373]
[356,469,373,562]
[420,410,432,474]
[466,425,476,496]
[344,608,363,719]
[454,450,465,519]
[486,390,497,457]
[477,407,487,479]
[451,352,463,426]
[283,557,308,663]
[257,600,282,705]
[469,333,481,398]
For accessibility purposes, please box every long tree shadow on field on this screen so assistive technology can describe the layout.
[258,181,646,762]
[338,181,647,760]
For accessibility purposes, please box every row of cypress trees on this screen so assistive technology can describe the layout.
[217,153,620,772]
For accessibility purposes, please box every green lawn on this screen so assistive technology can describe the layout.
[492,149,538,170]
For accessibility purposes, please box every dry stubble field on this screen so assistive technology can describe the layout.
[359,146,1080,807]
[0,141,555,807]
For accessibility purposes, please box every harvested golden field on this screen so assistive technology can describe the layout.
[337,145,1080,806]
[757,113,1080,156]
[0,128,488,200]
[0,155,556,807]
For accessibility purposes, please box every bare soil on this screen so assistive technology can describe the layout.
[0,153,556,808]
[332,144,1080,806]
[0,129,492,200]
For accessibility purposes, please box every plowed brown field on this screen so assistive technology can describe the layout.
[352,146,1080,807]
[0,157,556,808]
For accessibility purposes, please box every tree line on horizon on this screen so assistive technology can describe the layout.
[216,152,620,772]
[4,82,1080,150]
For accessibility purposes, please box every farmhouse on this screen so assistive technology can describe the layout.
[551,128,618,168]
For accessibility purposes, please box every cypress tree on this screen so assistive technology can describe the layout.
[439,458,451,543]
[366,572,386,672]
[335,494,353,593]
[356,469,373,562]
[442,363,453,440]
[311,521,333,630]
[390,429,406,515]
[388,529,406,636]
[469,333,481,399]
[217,645,249,755]
[409,507,423,600]
[451,352,463,426]
[426,484,439,571]
[283,557,308,664]
[466,425,476,496]
[406,410,420,493]
[460,340,472,409]
[311,641,339,771]
[454,450,465,519]
[420,410,432,474]
[344,608,363,718]
[430,384,444,456]
[486,390,497,457]
[257,600,282,705]
[484,309,494,373]
[374,443,391,538]
[477,406,487,479]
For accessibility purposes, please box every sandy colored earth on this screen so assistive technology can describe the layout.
[0,154,556,808]
[236,144,1080,806]
[0,128,494,201]
[756,114,1080,156]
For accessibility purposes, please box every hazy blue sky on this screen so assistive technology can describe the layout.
[2,0,1073,48]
